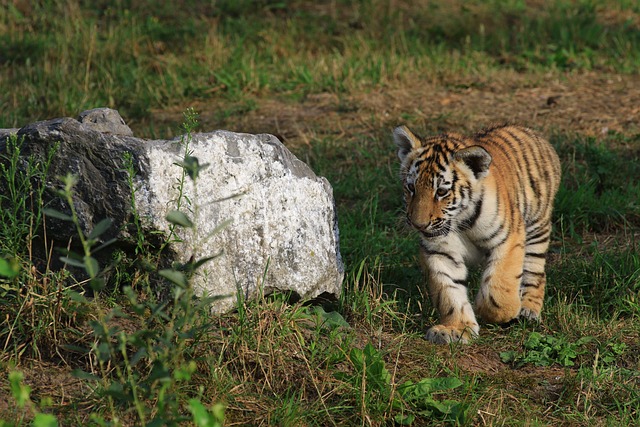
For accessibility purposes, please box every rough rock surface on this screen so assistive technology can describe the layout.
[1,109,344,311]
[77,108,133,136]
[137,131,344,310]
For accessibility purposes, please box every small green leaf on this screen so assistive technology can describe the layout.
[43,208,73,222]
[524,331,543,349]
[33,413,58,427]
[423,376,463,393]
[93,238,117,254]
[205,219,233,240]
[104,382,126,400]
[166,210,194,228]
[312,306,350,328]
[84,256,100,278]
[130,347,148,367]
[159,269,188,288]
[394,413,415,425]
[188,399,211,427]
[191,254,221,271]
[174,361,197,381]
[211,403,225,424]
[72,369,101,382]
[67,291,89,304]
[60,256,86,269]
[88,218,113,240]
[90,277,105,291]
[499,351,518,364]
[0,257,20,279]
[9,370,30,409]
[177,156,209,180]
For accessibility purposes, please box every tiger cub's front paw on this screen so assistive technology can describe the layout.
[425,324,479,344]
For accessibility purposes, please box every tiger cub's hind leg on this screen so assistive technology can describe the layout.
[475,231,525,324]
[519,222,553,321]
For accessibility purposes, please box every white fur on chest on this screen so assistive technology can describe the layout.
[422,232,486,267]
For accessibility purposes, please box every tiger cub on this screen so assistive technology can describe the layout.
[394,125,561,344]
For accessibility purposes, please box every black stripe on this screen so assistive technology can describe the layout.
[491,232,509,249]
[505,129,541,201]
[523,269,545,277]
[525,252,546,258]
[525,225,550,244]
[521,282,541,289]
[439,272,466,286]
[485,132,531,208]
[482,133,523,176]
[489,295,501,308]
[526,234,550,246]
[420,244,462,267]
[477,222,507,247]
[460,192,484,230]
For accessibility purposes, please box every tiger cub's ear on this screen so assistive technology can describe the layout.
[454,146,492,179]
[393,126,422,162]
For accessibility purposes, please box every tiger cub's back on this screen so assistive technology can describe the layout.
[474,125,561,226]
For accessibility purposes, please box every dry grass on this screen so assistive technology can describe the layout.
[148,71,640,151]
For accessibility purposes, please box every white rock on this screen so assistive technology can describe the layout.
[136,131,344,311]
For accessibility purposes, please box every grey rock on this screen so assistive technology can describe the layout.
[78,108,134,136]
[0,128,19,139]
[14,117,139,245]
[4,109,344,311]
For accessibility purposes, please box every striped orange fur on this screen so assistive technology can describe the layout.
[394,124,561,344]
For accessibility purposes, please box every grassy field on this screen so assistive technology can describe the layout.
[1,0,640,425]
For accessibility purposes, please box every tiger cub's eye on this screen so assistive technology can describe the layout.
[436,188,449,197]
[406,183,415,194]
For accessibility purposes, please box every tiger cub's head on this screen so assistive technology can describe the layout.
[393,126,492,238]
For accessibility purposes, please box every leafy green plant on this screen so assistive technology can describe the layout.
[500,332,593,368]
[599,342,628,366]
[338,342,392,404]
[337,343,469,425]
[395,377,469,425]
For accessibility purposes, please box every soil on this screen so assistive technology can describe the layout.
[149,70,640,149]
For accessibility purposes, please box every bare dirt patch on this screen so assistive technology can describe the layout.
[148,71,640,149]
[0,360,87,420]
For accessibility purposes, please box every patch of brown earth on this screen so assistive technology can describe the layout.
[149,71,640,149]
[0,360,87,421]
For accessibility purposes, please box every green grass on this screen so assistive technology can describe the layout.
[2,0,640,129]
[2,0,640,425]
